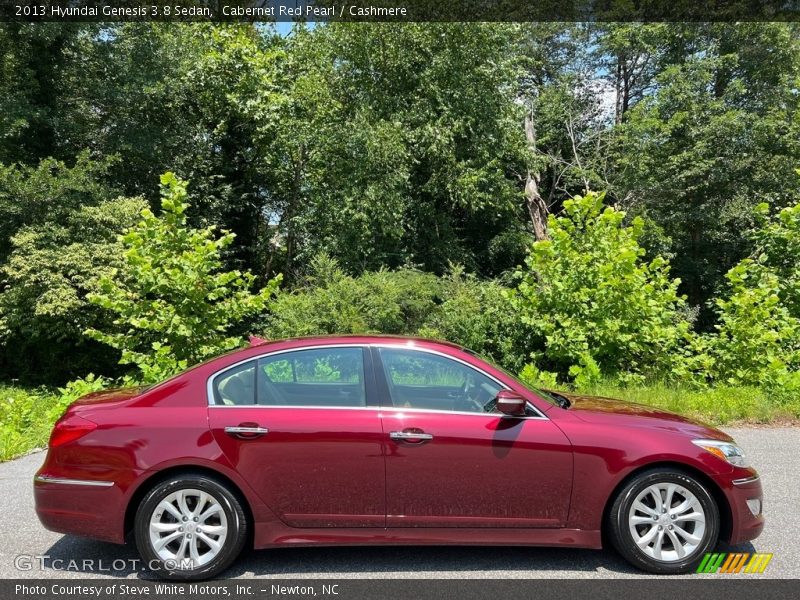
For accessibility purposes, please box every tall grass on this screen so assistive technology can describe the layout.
[573,380,800,425]
[0,386,60,461]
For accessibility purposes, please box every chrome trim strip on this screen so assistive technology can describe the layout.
[732,475,760,486]
[205,341,548,420]
[34,475,114,487]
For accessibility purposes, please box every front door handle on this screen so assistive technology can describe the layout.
[390,430,433,443]
[225,424,269,439]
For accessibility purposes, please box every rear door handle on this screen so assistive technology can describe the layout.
[225,424,269,439]
[390,430,433,443]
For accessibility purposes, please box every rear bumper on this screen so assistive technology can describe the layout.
[723,472,765,545]
[34,473,126,544]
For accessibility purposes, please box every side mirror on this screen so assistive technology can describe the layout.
[495,390,527,416]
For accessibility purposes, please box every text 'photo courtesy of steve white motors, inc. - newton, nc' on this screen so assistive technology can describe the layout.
[14,583,342,598]
[15,4,409,19]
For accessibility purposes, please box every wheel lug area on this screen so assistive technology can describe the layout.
[670,514,676,520]
[658,525,663,530]
[668,525,673,530]
[187,533,192,539]
[653,515,658,521]
[179,526,184,532]
[193,517,198,522]
[182,516,188,521]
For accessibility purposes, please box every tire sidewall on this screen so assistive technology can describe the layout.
[135,475,247,580]
[610,469,720,574]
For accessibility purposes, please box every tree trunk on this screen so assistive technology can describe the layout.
[524,110,549,241]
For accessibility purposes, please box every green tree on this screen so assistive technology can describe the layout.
[86,173,282,383]
[511,191,692,382]
[610,23,800,323]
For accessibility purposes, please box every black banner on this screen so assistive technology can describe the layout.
[4,579,800,600]
[2,0,800,22]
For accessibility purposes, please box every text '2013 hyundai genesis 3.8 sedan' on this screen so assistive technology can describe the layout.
[34,335,764,580]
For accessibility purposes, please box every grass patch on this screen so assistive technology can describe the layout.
[0,386,60,462]
[573,381,800,426]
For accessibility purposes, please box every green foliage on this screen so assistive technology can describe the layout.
[0,154,141,384]
[512,191,692,381]
[86,173,281,383]
[267,254,442,338]
[417,267,530,373]
[0,386,59,461]
[708,200,800,390]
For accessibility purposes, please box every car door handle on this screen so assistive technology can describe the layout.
[390,430,433,442]
[224,425,269,438]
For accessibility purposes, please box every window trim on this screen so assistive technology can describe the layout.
[370,344,548,420]
[206,342,547,419]
[206,344,369,408]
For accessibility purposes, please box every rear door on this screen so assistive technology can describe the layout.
[375,346,573,528]
[207,345,386,527]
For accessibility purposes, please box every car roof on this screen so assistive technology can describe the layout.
[250,334,468,352]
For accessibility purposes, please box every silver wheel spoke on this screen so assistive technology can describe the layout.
[154,530,182,551]
[667,529,685,558]
[633,501,658,518]
[673,524,703,544]
[652,530,665,560]
[198,503,222,522]
[197,531,222,553]
[635,525,658,548]
[151,522,181,533]
[198,524,225,535]
[158,500,182,521]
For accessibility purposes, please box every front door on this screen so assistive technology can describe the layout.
[375,346,573,528]
[208,346,385,527]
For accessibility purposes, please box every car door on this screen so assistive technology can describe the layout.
[207,345,385,528]
[375,346,573,528]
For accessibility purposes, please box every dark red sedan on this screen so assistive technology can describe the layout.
[34,336,763,579]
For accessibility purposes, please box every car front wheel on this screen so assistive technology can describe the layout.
[135,474,249,580]
[608,468,720,574]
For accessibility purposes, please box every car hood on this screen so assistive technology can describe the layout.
[547,390,732,441]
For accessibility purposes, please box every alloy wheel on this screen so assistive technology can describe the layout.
[148,488,228,568]
[628,483,707,562]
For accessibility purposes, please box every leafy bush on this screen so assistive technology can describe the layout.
[266,254,443,338]
[418,267,530,373]
[709,201,800,389]
[511,192,693,382]
[86,173,281,383]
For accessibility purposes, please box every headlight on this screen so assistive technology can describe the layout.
[692,439,748,467]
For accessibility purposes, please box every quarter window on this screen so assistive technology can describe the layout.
[212,361,256,406]
[378,348,502,413]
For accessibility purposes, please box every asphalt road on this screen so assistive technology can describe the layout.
[1,428,797,580]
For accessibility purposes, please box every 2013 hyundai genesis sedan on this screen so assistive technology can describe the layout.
[34,335,764,580]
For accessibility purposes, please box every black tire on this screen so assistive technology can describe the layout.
[135,474,249,580]
[608,468,720,574]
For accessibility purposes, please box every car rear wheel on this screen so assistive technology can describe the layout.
[608,468,720,574]
[135,474,248,580]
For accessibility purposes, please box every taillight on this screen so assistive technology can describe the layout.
[49,414,97,448]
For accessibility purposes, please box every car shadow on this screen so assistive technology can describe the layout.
[40,536,758,579]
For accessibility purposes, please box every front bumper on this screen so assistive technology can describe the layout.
[724,471,765,545]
